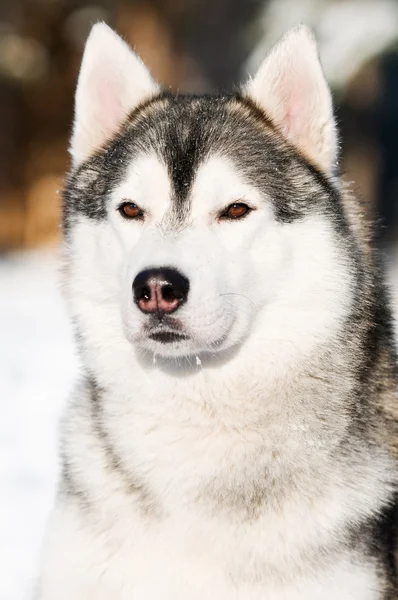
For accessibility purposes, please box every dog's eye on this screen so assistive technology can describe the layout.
[220,203,252,220]
[118,201,144,220]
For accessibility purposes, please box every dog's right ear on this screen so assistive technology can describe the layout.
[70,23,159,167]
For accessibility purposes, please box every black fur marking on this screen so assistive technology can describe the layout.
[161,99,209,214]
[376,498,398,595]
[63,93,348,235]
[349,496,398,597]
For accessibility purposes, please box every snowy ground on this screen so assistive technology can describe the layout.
[0,251,79,600]
[0,247,397,600]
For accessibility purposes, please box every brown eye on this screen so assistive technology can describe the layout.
[220,202,251,220]
[119,202,144,220]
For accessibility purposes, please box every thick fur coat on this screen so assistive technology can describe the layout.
[37,24,398,600]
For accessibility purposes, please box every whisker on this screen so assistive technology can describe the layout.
[220,292,255,306]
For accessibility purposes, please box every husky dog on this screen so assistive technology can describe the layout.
[37,23,398,600]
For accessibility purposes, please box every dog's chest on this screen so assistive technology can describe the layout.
[68,383,391,600]
[74,507,381,600]
[59,390,388,599]
[105,389,305,510]
[93,430,381,600]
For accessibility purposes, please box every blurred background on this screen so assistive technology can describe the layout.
[0,1,397,599]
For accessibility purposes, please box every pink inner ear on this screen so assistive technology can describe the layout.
[283,94,301,139]
[280,68,309,141]
[91,66,125,140]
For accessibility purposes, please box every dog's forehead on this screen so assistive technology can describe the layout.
[117,151,261,221]
[116,96,276,217]
[128,96,230,217]
[64,94,337,232]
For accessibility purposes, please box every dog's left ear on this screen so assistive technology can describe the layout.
[243,25,337,175]
[70,23,159,167]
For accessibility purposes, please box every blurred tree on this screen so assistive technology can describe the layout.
[0,0,396,249]
[377,51,398,242]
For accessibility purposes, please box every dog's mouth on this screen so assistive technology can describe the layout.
[143,315,189,345]
[148,330,188,344]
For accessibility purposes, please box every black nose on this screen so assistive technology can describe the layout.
[132,267,189,316]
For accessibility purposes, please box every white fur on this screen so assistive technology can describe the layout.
[41,502,381,599]
[70,23,159,167]
[244,25,338,175]
[38,26,393,600]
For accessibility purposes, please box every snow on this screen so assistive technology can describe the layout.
[0,246,396,600]
[0,250,79,600]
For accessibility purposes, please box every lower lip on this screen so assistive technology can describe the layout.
[148,331,188,344]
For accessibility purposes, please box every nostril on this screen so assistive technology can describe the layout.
[140,285,151,301]
[133,280,152,303]
[162,284,184,302]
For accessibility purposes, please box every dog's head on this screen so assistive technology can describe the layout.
[64,24,354,367]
